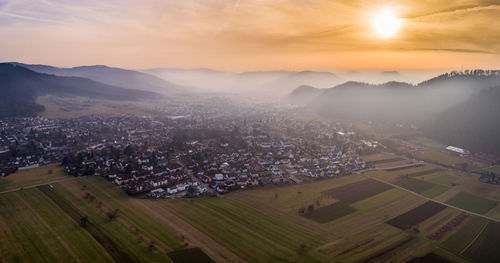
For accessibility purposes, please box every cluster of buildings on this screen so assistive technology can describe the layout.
[1,101,368,198]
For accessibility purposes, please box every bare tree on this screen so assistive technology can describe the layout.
[307,204,314,213]
[107,208,120,220]
[300,243,306,252]
[80,216,89,227]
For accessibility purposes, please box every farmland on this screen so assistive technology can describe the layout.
[0,188,113,263]
[394,177,449,198]
[360,153,411,168]
[412,151,465,167]
[474,165,500,176]
[462,221,500,263]
[0,164,69,192]
[303,179,393,223]
[385,201,447,230]
[440,216,500,263]
[440,216,488,254]
[445,192,497,214]
[149,198,327,263]
[0,165,499,263]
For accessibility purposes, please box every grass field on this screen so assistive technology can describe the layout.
[474,165,500,176]
[394,177,449,198]
[0,164,69,192]
[161,198,327,263]
[413,151,465,167]
[53,177,184,262]
[1,167,498,263]
[409,137,447,150]
[445,192,497,214]
[440,216,488,254]
[303,179,393,223]
[37,95,161,119]
[423,173,459,187]
[486,205,500,220]
[0,188,113,263]
[462,221,500,263]
[360,153,399,162]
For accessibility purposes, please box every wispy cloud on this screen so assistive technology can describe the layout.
[0,0,499,70]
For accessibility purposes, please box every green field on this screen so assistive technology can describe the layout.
[410,137,447,150]
[0,164,69,192]
[0,188,113,263]
[445,192,497,214]
[475,165,500,176]
[462,221,500,263]
[440,216,488,254]
[162,198,326,263]
[0,165,497,263]
[414,151,465,167]
[424,173,459,187]
[394,177,449,198]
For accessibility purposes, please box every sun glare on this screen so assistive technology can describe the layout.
[373,8,402,38]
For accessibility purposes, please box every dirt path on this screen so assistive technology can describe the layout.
[0,177,81,195]
[131,199,246,263]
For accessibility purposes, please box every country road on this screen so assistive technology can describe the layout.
[0,177,82,195]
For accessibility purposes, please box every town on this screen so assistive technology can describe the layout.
[0,102,370,198]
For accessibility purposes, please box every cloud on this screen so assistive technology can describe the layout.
[0,0,499,70]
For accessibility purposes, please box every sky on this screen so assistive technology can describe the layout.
[1,0,499,71]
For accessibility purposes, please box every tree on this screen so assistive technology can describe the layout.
[80,216,89,227]
[107,208,120,220]
[124,145,133,156]
[300,243,307,252]
[148,241,155,251]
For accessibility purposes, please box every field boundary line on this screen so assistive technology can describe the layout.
[459,220,488,255]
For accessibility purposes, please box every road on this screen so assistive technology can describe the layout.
[362,172,500,224]
[0,177,82,195]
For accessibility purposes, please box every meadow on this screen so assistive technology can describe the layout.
[412,151,465,167]
[445,192,497,214]
[0,163,69,192]
[0,164,497,263]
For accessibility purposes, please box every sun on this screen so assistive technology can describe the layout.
[372,8,402,38]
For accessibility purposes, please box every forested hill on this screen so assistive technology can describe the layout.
[424,85,500,155]
[8,62,181,94]
[289,70,500,154]
[0,63,161,117]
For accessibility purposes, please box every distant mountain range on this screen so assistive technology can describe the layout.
[0,63,161,117]
[288,70,500,154]
[8,62,181,94]
[145,68,342,97]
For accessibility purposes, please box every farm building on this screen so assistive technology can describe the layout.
[445,146,470,156]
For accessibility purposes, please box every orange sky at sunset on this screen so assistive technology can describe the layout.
[1,0,499,71]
